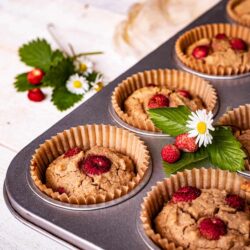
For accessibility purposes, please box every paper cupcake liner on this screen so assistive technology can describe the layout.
[175,23,250,76]
[30,124,150,205]
[111,69,217,132]
[218,104,250,170]
[140,168,250,250]
[227,0,250,28]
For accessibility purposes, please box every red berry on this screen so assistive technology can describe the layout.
[230,38,247,51]
[192,45,209,59]
[82,155,111,175]
[175,133,198,152]
[27,68,44,85]
[177,89,191,99]
[146,83,157,87]
[57,187,65,194]
[64,147,82,158]
[27,88,45,102]
[172,186,201,203]
[225,194,245,211]
[199,217,227,240]
[161,144,180,163]
[148,94,169,108]
[215,33,228,40]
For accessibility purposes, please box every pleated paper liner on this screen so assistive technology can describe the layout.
[111,69,217,132]
[227,0,250,28]
[140,168,250,250]
[30,124,150,205]
[218,104,250,170]
[175,23,250,76]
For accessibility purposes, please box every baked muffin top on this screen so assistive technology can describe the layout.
[155,186,250,250]
[46,146,135,199]
[233,0,250,20]
[124,86,204,124]
[186,34,250,68]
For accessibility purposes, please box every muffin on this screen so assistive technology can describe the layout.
[112,69,217,132]
[227,0,250,28]
[175,23,250,75]
[140,168,250,250]
[218,104,250,170]
[30,124,150,205]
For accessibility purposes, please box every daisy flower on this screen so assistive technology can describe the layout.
[93,74,104,92]
[66,74,88,95]
[74,56,94,74]
[186,109,215,147]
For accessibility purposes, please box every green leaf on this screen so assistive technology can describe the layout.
[207,126,246,171]
[51,50,65,66]
[85,71,99,83]
[51,86,83,111]
[42,58,74,87]
[14,73,37,92]
[148,106,191,136]
[19,39,52,71]
[163,147,208,175]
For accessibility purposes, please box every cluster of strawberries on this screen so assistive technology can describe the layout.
[192,33,247,59]
[26,68,45,102]
[171,186,246,240]
[161,133,198,164]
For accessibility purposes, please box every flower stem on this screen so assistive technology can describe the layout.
[72,51,103,59]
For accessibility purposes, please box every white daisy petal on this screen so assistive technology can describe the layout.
[66,74,88,95]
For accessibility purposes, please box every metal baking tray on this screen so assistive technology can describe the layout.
[4,0,250,249]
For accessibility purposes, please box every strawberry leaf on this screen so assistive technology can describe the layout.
[19,39,52,71]
[207,126,246,171]
[14,73,38,92]
[51,86,83,111]
[42,58,74,87]
[148,106,191,136]
[163,147,208,175]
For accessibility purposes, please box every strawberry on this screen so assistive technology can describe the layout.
[175,133,198,152]
[27,68,44,85]
[225,194,245,211]
[82,155,111,175]
[230,38,247,51]
[177,89,191,99]
[192,45,209,59]
[161,144,180,163]
[199,217,227,240]
[57,187,66,194]
[148,94,169,108]
[215,33,228,40]
[27,88,45,102]
[64,147,82,158]
[172,186,201,203]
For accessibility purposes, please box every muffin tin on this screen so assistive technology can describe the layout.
[4,0,250,249]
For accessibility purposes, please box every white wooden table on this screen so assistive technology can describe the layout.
[0,0,218,249]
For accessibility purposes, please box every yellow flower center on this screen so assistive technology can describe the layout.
[73,80,82,88]
[80,63,87,72]
[94,82,103,92]
[197,122,207,134]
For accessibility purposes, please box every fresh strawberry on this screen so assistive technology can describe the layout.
[161,144,180,163]
[82,155,111,175]
[27,88,45,102]
[27,68,44,85]
[225,194,245,211]
[177,89,191,99]
[230,38,247,51]
[192,45,209,59]
[172,186,201,203]
[199,217,227,240]
[175,133,198,152]
[148,94,169,108]
[64,147,82,158]
[215,33,228,40]
[57,187,66,194]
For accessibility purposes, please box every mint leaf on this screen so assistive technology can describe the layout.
[19,39,52,71]
[163,147,208,175]
[148,106,191,136]
[42,58,74,87]
[52,86,83,111]
[14,73,37,92]
[207,126,246,171]
[51,50,65,66]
